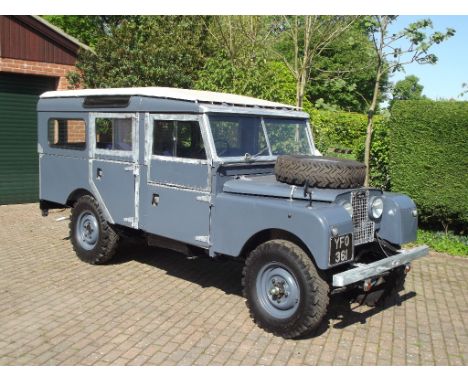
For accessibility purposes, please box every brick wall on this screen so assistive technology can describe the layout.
[67,120,86,143]
[0,57,76,90]
[50,119,86,145]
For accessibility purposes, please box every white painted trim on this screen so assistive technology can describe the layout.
[150,155,208,165]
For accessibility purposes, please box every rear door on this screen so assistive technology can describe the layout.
[89,113,139,227]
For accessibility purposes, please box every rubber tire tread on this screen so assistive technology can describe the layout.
[275,155,366,189]
[242,240,329,339]
[69,195,119,265]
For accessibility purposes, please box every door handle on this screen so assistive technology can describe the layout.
[97,168,103,179]
[152,193,159,206]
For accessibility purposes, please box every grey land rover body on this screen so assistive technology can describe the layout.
[38,87,428,338]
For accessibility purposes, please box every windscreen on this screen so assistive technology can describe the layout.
[263,118,311,155]
[209,115,312,158]
[209,115,268,157]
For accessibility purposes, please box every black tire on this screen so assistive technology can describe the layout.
[242,240,329,339]
[69,195,119,264]
[275,155,366,189]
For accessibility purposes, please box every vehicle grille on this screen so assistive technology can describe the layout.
[351,190,375,245]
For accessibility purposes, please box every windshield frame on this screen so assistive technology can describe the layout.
[205,113,317,163]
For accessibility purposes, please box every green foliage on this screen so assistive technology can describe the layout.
[390,75,425,107]
[361,16,455,186]
[70,16,210,89]
[307,22,387,113]
[196,57,297,105]
[415,230,468,257]
[45,15,391,113]
[389,100,468,230]
[460,83,468,97]
[41,16,125,47]
[308,108,367,151]
[354,117,391,189]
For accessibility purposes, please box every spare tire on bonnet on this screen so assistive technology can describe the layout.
[275,155,366,189]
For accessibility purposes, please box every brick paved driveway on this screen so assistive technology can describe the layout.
[0,203,466,365]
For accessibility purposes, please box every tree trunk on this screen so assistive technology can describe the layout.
[296,75,305,109]
[364,67,382,187]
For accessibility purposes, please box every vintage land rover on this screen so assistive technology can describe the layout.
[38,87,428,338]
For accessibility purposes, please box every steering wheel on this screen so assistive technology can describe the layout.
[214,138,230,156]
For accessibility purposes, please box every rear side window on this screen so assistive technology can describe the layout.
[48,119,86,150]
[95,118,132,151]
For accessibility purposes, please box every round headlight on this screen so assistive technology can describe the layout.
[370,197,384,219]
[342,201,353,217]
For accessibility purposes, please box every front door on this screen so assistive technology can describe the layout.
[89,113,139,228]
[139,114,211,247]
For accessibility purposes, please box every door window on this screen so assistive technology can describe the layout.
[153,120,206,160]
[95,117,133,151]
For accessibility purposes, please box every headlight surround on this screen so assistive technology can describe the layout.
[342,201,353,217]
[370,197,384,219]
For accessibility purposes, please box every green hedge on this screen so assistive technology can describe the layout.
[308,108,367,150]
[389,100,468,230]
[307,108,389,189]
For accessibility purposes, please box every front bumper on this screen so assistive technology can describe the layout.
[332,245,429,287]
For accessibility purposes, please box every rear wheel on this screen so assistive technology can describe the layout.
[70,195,119,264]
[242,240,329,339]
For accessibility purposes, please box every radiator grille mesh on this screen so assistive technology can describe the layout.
[351,190,375,245]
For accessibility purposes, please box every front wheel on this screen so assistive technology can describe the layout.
[242,240,329,339]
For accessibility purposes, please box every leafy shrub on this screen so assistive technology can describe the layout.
[196,58,297,106]
[389,100,468,231]
[307,108,389,189]
[307,108,367,150]
[415,230,468,257]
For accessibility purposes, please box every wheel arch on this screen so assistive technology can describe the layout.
[239,228,319,268]
[66,188,95,207]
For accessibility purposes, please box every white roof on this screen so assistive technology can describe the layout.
[40,87,299,110]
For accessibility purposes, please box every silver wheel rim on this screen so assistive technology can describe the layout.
[256,262,300,319]
[76,211,99,251]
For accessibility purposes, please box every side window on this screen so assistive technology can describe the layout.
[95,118,132,151]
[153,120,206,160]
[48,119,86,150]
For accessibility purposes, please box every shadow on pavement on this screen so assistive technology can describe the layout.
[107,242,417,338]
[113,242,244,296]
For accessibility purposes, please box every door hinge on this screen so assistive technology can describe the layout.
[195,235,210,245]
[196,195,211,204]
[123,216,138,228]
[124,164,140,176]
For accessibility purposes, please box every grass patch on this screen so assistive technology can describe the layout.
[416,229,468,257]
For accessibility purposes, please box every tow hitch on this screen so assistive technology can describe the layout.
[362,263,411,292]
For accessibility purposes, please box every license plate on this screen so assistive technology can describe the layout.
[329,233,353,266]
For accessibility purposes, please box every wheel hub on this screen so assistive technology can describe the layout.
[256,263,300,319]
[269,279,289,302]
[76,211,99,250]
